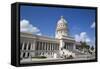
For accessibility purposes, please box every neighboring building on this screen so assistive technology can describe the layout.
[20,16,93,61]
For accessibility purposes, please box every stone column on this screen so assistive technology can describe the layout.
[55,44,57,50]
[49,43,51,57]
[44,42,46,56]
[30,40,36,57]
[25,42,29,58]
[32,40,36,50]
[51,43,52,50]
[46,43,48,50]
[52,43,53,50]
[48,43,50,56]
[50,43,51,51]
[56,44,57,50]
[45,42,46,51]
[66,43,68,49]
[49,43,50,51]
[54,43,56,50]
[50,43,51,56]
[65,43,66,49]
[51,43,53,57]
[40,42,42,54]
[38,41,40,55]
[52,43,54,50]
[59,39,64,50]
[51,43,52,51]
[68,44,70,50]
[53,44,55,50]
[58,44,59,50]
[20,42,25,58]
[46,42,48,56]
[44,42,46,50]
[41,42,42,50]
[29,42,32,58]
[68,43,69,49]
[38,41,40,50]
[38,42,41,55]
[71,43,73,50]
[56,44,58,50]
[73,43,76,50]
[42,42,44,50]
[41,42,43,56]
[53,43,55,50]
[48,43,50,50]
[45,42,47,50]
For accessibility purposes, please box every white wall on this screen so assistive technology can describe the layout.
[0,0,99,69]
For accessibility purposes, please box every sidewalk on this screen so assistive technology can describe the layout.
[20,57,95,64]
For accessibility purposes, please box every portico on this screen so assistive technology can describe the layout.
[20,32,60,59]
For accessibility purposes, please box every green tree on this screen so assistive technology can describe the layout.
[80,41,90,50]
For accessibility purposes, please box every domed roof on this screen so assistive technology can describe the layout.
[57,16,67,24]
[56,16,67,30]
[55,16,69,38]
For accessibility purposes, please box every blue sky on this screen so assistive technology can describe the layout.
[20,5,96,46]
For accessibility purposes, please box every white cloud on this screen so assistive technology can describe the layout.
[37,33,42,36]
[20,19,42,35]
[75,32,91,43]
[91,21,95,28]
[75,34,80,42]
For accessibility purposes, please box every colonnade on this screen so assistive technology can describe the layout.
[64,43,74,51]
[36,41,59,51]
[20,40,59,59]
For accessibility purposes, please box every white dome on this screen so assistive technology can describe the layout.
[56,16,67,30]
[55,16,69,38]
[57,16,67,25]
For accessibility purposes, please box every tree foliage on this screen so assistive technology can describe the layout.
[80,41,90,50]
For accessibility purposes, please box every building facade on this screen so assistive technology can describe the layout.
[20,16,77,60]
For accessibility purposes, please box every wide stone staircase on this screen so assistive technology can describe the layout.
[58,49,75,58]
[57,48,95,59]
[71,49,94,59]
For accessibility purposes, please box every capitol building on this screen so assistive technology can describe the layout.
[20,16,94,63]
